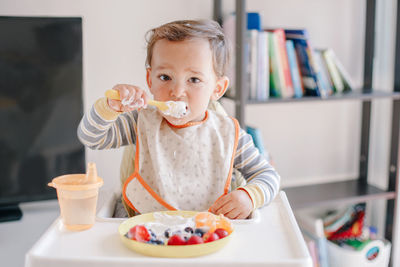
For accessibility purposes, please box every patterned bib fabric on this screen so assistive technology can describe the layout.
[123,108,239,214]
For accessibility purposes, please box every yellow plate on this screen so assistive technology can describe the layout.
[118,210,233,258]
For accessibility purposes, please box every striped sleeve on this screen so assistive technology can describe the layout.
[234,128,281,209]
[77,97,138,149]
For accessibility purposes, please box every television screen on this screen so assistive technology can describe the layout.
[0,16,85,220]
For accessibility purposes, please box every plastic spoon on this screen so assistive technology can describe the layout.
[105,89,188,118]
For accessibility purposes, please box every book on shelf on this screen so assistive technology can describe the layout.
[223,12,356,101]
[223,12,269,100]
[325,48,354,92]
[248,13,270,101]
[285,29,322,97]
[247,12,262,30]
[249,29,270,101]
[268,31,283,97]
[257,31,269,101]
[267,29,294,98]
[313,50,333,97]
[247,29,259,100]
[321,48,345,93]
[285,39,304,98]
[246,126,266,156]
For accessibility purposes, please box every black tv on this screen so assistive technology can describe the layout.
[0,16,85,222]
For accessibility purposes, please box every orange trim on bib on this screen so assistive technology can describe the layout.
[122,173,140,214]
[167,111,208,128]
[123,171,177,213]
[123,121,177,213]
[135,173,177,211]
[224,117,240,194]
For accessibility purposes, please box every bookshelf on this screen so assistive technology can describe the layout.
[225,90,400,105]
[214,0,399,264]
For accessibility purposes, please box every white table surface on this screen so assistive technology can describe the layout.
[25,191,312,267]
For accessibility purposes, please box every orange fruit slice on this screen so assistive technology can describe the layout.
[216,214,234,234]
[194,212,217,233]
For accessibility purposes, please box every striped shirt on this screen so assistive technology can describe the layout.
[77,98,280,208]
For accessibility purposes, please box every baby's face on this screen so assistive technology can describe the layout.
[146,38,227,125]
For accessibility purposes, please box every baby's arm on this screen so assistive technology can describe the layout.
[233,128,281,208]
[210,128,281,219]
[77,84,147,149]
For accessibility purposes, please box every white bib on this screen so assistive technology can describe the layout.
[123,108,239,214]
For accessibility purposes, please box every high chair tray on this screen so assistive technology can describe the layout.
[25,191,312,267]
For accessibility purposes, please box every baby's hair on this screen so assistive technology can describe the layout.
[145,19,231,78]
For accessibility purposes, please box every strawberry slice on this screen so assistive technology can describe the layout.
[214,228,229,239]
[204,232,219,243]
[167,234,187,245]
[128,225,151,242]
[187,235,204,245]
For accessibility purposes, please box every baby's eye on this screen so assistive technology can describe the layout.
[189,77,201,83]
[159,74,171,81]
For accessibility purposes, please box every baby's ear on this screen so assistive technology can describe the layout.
[146,68,152,88]
[211,76,229,101]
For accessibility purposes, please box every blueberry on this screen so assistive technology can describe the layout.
[147,239,164,245]
[149,229,157,239]
[184,227,194,234]
[194,228,206,237]
[164,229,171,238]
[154,239,164,245]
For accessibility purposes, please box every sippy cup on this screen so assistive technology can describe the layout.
[48,162,103,231]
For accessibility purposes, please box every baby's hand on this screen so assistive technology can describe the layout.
[209,190,253,219]
[107,84,149,112]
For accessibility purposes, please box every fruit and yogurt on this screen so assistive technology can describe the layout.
[125,212,233,245]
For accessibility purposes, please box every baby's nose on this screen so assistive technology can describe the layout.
[171,83,186,97]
